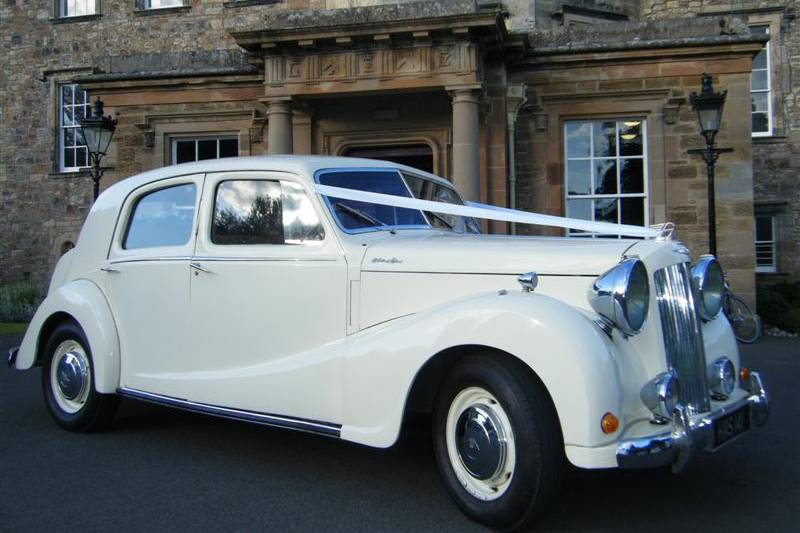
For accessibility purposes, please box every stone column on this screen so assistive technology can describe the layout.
[450,88,481,202]
[266,98,293,155]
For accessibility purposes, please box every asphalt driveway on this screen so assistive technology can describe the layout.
[1,333,798,532]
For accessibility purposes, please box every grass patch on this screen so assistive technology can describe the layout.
[0,323,28,335]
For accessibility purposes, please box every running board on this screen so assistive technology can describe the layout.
[117,388,341,438]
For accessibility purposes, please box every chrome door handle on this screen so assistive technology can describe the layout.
[100,267,120,274]
[190,262,212,274]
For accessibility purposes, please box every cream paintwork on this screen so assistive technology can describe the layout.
[14,155,743,469]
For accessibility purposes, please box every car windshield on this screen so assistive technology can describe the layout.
[318,169,481,234]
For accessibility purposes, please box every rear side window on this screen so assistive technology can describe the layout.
[124,183,197,250]
[212,180,324,245]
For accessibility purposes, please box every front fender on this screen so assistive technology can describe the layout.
[340,290,622,450]
[15,279,120,394]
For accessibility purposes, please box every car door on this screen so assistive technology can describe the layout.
[104,174,203,395]
[183,171,348,424]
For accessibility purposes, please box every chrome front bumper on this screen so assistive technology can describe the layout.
[616,371,769,473]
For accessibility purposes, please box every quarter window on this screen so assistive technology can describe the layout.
[124,183,197,250]
[171,137,238,165]
[563,119,648,237]
[754,215,777,273]
[750,26,772,136]
[212,180,324,245]
[58,0,96,17]
[59,84,91,172]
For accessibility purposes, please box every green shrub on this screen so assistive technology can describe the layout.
[0,281,40,323]
[757,280,800,334]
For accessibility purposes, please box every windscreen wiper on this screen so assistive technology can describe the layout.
[334,202,390,229]
[426,211,454,230]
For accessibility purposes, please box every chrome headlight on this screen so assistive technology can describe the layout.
[588,258,650,336]
[691,255,724,320]
[641,371,680,422]
[708,357,736,400]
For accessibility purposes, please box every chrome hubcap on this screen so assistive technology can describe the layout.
[50,340,91,414]
[446,387,516,501]
[56,352,88,400]
[455,406,506,480]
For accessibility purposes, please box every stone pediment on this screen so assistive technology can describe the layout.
[229,1,507,98]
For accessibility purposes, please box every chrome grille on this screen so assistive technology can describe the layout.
[653,263,710,413]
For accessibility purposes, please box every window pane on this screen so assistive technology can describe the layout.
[75,146,88,168]
[219,138,238,158]
[124,184,197,249]
[63,147,75,169]
[594,198,618,223]
[752,112,769,133]
[566,198,591,221]
[566,160,591,195]
[621,197,645,226]
[281,181,325,243]
[751,70,768,91]
[619,120,643,156]
[751,92,768,113]
[197,139,217,161]
[62,106,74,127]
[594,159,617,194]
[213,180,284,245]
[61,84,74,103]
[752,48,767,70]
[175,140,196,164]
[64,128,76,148]
[593,121,616,157]
[755,216,773,240]
[620,159,644,194]
[319,171,427,230]
[147,0,184,7]
[565,122,590,158]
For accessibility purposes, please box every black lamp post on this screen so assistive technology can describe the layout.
[688,74,733,257]
[79,97,117,200]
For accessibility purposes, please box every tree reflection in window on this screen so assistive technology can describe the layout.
[212,180,324,245]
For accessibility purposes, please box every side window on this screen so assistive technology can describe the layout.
[124,183,197,250]
[211,180,324,245]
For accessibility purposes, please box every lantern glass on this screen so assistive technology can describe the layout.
[696,104,724,136]
[80,125,114,155]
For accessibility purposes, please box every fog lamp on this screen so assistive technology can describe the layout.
[641,371,680,423]
[708,357,736,400]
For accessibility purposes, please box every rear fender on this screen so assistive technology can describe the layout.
[15,279,120,394]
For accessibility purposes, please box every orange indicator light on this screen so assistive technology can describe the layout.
[601,412,619,434]
[740,367,750,383]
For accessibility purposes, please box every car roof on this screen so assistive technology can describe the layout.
[100,155,455,205]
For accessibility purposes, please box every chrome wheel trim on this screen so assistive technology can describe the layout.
[50,340,91,414]
[445,386,516,501]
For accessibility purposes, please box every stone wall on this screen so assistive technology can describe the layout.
[641,1,800,280]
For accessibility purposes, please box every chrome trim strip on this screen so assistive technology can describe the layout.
[117,388,342,438]
[190,256,339,262]
[653,263,711,414]
[7,347,19,368]
[617,372,769,471]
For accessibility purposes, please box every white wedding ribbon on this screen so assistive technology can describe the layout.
[314,184,661,238]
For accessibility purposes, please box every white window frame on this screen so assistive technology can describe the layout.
[563,118,649,238]
[750,25,773,137]
[58,0,97,18]
[58,84,91,173]
[754,215,777,273]
[141,0,185,9]
[170,136,239,165]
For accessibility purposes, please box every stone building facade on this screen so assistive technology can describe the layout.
[1,0,797,306]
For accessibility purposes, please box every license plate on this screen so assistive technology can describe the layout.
[713,405,750,448]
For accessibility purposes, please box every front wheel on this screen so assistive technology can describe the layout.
[725,294,761,344]
[42,321,119,431]
[433,354,564,531]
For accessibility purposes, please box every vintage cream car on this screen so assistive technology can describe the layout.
[10,156,768,530]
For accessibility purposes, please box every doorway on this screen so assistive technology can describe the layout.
[343,144,434,173]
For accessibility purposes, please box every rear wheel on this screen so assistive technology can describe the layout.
[41,321,118,431]
[433,354,563,531]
